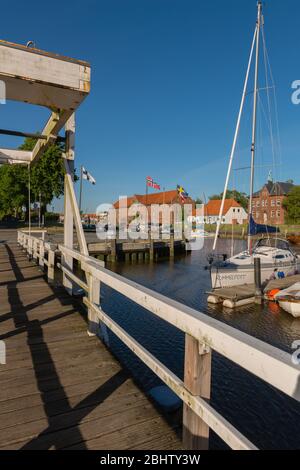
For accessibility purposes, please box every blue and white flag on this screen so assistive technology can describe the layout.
[82,167,96,185]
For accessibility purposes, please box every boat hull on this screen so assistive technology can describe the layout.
[278,300,300,318]
[211,262,298,289]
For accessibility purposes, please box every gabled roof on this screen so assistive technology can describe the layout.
[204,199,242,216]
[253,181,295,197]
[113,190,194,208]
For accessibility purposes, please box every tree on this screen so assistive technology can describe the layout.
[0,136,66,220]
[0,164,28,219]
[209,189,249,211]
[282,186,300,223]
[195,197,203,205]
[19,137,65,213]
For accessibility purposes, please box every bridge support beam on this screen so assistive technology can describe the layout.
[63,115,75,295]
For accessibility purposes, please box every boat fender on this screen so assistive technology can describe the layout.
[265,289,281,301]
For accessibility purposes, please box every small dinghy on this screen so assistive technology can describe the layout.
[274,283,300,318]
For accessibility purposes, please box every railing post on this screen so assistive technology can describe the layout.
[39,240,45,268]
[47,249,55,283]
[87,275,100,337]
[33,239,38,263]
[28,237,33,260]
[183,334,212,450]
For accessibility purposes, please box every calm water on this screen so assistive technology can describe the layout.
[100,238,300,450]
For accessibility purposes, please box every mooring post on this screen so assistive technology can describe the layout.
[170,233,174,258]
[183,334,212,450]
[254,257,262,303]
[110,239,117,263]
[149,238,154,261]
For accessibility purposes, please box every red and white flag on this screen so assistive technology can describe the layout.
[146,176,161,191]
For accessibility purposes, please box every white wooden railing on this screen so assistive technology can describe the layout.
[17,229,300,451]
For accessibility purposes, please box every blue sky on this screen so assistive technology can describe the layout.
[1,0,300,212]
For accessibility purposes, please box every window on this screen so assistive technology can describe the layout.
[271,200,275,207]
[277,210,281,218]
[271,211,275,218]
[277,200,281,207]
[262,200,265,207]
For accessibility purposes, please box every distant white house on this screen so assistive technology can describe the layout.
[190,199,248,225]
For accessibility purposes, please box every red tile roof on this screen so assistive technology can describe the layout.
[204,199,241,216]
[114,190,194,208]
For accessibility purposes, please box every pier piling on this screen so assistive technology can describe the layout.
[254,257,262,304]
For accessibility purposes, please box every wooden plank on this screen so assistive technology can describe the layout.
[0,404,168,450]
[68,418,182,451]
[0,384,141,431]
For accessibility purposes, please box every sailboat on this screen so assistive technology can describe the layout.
[209,2,298,290]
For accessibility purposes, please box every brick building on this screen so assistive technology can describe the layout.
[251,181,295,225]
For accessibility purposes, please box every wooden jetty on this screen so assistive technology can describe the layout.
[207,274,300,309]
[88,237,186,262]
[0,236,181,450]
[207,285,257,308]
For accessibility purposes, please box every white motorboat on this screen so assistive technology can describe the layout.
[274,283,300,318]
[210,238,298,289]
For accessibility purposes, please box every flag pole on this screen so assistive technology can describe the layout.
[79,165,83,215]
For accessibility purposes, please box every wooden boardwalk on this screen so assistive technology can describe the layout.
[0,235,181,450]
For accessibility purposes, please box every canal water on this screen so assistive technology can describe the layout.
[101,238,300,450]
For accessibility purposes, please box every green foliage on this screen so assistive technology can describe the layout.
[19,137,65,204]
[0,136,65,220]
[209,189,249,211]
[195,197,203,205]
[0,164,28,219]
[282,186,300,223]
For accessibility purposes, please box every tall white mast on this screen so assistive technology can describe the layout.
[212,18,258,251]
[248,1,263,252]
